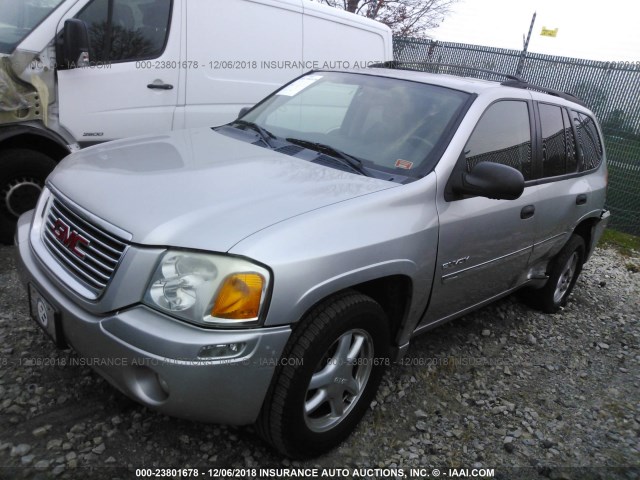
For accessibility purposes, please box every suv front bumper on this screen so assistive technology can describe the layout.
[15,212,291,425]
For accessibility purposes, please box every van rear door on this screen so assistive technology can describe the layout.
[301,1,392,67]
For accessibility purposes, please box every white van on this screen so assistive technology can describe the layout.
[0,0,392,242]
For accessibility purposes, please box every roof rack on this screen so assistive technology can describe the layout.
[371,61,588,108]
[371,61,525,82]
[500,79,588,107]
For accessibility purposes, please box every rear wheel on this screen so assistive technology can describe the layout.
[526,234,586,313]
[0,149,56,244]
[257,291,389,458]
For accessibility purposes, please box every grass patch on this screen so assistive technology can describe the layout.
[626,263,639,273]
[598,229,640,257]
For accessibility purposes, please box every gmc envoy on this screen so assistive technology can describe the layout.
[16,67,609,457]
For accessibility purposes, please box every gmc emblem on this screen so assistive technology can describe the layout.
[51,219,90,259]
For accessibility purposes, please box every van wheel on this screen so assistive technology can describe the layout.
[257,291,389,458]
[0,149,56,244]
[527,235,586,313]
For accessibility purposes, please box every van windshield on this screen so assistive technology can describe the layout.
[0,0,65,54]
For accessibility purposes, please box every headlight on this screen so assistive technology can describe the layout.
[143,251,270,328]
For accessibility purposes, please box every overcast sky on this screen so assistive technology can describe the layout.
[430,0,640,62]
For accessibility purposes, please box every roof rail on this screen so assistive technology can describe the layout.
[371,61,588,107]
[371,61,525,82]
[500,79,588,107]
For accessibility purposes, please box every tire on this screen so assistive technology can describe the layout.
[526,234,586,313]
[0,149,56,244]
[257,291,390,458]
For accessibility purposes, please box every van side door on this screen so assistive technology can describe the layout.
[57,0,181,144]
[422,99,539,326]
[182,0,304,129]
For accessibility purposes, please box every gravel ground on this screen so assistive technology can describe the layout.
[0,244,638,480]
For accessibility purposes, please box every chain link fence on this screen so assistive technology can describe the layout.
[393,37,640,235]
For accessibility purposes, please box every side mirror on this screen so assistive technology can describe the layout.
[453,161,524,200]
[238,106,251,118]
[59,19,90,69]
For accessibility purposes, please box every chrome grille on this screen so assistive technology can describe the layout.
[42,196,127,296]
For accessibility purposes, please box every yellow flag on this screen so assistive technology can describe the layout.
[541,27,558,37]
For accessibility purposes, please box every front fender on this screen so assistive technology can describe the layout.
[230,175,440,339]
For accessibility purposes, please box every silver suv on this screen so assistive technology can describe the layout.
[16,67,610,458]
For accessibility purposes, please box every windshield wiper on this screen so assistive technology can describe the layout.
[233,120,277,148]
[285,138,369,176]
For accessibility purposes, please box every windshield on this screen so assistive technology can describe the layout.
[0,0,65,54]
[241,71,470,177]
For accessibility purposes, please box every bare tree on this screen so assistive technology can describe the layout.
[316,0,459,37]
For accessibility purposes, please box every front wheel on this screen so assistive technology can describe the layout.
[257,291,390,458]
[0,149,56,244]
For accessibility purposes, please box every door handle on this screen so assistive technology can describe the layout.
[520,205,535,219]
[576,194,587,205]
[147,83,174,90]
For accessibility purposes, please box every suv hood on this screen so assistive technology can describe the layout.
[48,128,394,252]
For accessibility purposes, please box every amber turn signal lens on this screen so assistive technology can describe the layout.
[211,273,264,319]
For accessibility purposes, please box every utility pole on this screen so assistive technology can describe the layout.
[516,12,536,76]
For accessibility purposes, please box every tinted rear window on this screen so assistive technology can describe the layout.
[539,103,579,178]
[573,111,603,171]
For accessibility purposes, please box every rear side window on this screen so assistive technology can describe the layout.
[573,112,603,171]
[539,103,578,178]
[464,101,533,181]
[77,0,172,63]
